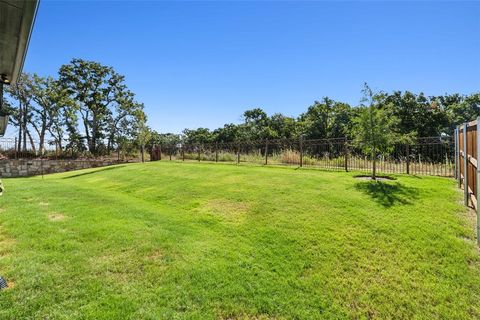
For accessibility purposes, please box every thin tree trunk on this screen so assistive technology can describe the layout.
[22,105,27,151]
[17,111,22,152]
[39,124,46,155]
[27,131,36,153]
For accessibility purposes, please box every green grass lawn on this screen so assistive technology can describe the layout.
[0,162,479,319]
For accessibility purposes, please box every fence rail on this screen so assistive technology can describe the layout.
[150,136,455,177]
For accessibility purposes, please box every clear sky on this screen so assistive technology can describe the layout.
[23,0,480,134]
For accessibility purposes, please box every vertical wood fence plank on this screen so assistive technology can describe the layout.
[476,118,480,244]
[464,123,469,206]
[453,127,460,180]
[457,126,461,187]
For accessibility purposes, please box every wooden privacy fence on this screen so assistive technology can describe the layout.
[456,119,480,245]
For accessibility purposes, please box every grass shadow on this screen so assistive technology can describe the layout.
[354,181,419,208]
[62,165,126,179]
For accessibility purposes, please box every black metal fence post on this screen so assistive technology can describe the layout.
[237,143,240,164]
[265,139,269,165]
[344,139,348,172]
[406,144,410,174]
[198,144,201,162]
[300,136,303,167]
[215,142,218,163]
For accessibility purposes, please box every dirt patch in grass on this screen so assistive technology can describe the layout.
[48,213,66,221]
[147,250,164,262]
[0,226,15,257]
[90,250,146,284]
[204,199,250,221]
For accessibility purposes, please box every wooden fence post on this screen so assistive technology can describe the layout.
[456,126,461,187]
[476,118,480,245]
[265,139,269,165]
[464,123,469,206]
[406,144,410,174]
[453,127,458,180]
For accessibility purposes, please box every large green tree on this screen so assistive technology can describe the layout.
[27,74,71,154]
[438,93,480,132]
[5,73,35,151]
[384,91,448,138]
[182,128,214,144]
[58,59,143,155]
[298,98,353,139]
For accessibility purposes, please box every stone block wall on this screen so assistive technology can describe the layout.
[0,159,122,178]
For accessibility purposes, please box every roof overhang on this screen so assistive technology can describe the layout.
[0,0,39,85]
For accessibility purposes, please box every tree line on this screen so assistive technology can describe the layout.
[149,85,479,150]
[3,59,148,156]
[3,57,478,163]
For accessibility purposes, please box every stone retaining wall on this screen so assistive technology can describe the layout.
[0,159,122,177]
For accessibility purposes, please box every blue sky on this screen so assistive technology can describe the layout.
[24,0,480,134]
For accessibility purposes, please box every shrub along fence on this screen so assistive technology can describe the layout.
[150,136,455,177]
[455,119,480,244]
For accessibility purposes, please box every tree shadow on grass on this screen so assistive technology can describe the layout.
[62,165,126,179]
[354,181,419,208]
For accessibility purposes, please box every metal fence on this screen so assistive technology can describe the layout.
[150,136,455,177]
[3,135,454,177]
